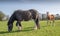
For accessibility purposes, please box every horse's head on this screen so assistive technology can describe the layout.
[47,12,49,14]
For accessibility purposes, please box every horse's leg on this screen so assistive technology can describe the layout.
[16,21,22,31]
[47,15,49,25]
[34,18,40,30]
[52,20,55,26]
[47,19,48,25]
[47,19,50,26]
[50,20,52,26]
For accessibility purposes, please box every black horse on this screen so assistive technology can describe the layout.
[7,9,40,32]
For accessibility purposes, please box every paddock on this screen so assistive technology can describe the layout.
[0,20,60,36]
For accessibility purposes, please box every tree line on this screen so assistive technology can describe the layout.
[0,11,9,21]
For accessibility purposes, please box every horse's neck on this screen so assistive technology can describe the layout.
[8,16,15,24]
[47,14,52,18]
[47,14,50,16]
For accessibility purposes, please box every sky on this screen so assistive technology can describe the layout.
[0,0,60,17]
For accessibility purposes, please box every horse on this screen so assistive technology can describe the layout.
[7,9,40,32]
[47,12,55,26]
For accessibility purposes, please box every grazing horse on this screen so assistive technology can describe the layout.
[47,12,55,26]
[7,9,40,32]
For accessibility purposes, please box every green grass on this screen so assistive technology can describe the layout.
[0,20,60,36]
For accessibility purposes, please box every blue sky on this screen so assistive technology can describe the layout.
[0,0,60,17]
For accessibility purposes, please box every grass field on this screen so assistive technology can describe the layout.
[0,20,60,36]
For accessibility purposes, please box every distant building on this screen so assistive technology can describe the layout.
[2,15,9,21]
[42,14,47,20]
[39,13,42,20]
[55,14,60,20]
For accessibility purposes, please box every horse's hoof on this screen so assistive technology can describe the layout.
[17,30,21,32]
[8,30,11,32]
[8,28,12,32]
[38,27,40,29]
[18,27,22,31]
[33,27,37,30]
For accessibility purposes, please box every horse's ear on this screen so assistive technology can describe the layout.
[47,12,49,14]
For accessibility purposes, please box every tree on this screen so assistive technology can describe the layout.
[0,11,5,21]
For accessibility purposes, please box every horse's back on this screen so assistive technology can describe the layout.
[13,10,32,21]
[11,9,39,21]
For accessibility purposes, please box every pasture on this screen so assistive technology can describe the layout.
[0,20,60,36]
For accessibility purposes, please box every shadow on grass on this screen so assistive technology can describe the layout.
[0,27,33,34]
